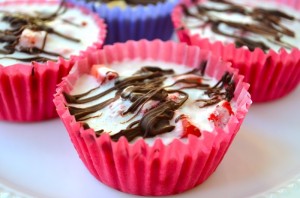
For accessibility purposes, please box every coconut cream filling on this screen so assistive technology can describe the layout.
[67,60,236,145]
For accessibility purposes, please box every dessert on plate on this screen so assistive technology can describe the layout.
[67,0,179,44]
[54,40,251,195]
[0,0,106,121]
[172,0,300,102]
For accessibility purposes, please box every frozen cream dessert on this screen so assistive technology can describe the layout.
[68,0,178,44]
[0,0,100,66]
[181,0,300,52]
[63,60,236,144]
[54,40,251,195]
[0,0,106,122]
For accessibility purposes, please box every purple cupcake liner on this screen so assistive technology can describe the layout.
[67,0,179,44]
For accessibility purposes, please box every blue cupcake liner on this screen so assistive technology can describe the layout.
[67,0,179,44]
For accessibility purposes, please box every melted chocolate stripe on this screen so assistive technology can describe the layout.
[19,47,62,57]
[234,37,269,52]
[122,88,165,115]
[67,86,117,104]
[63,86,101,103]
[65,65,235,142]
[69,94,121,120]
[35,0,68,21]
[0,56,55,62]
[196,72,235,107]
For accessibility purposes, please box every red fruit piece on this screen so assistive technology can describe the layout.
[82,21,87,26]
[208,101,234,128]
[180,116,201,138]
[222,101,234,115]
[91,64,119,84]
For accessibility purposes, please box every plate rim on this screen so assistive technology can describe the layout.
[1,174,300,198]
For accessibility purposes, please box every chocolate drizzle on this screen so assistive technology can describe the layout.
[196,71,235,107]
[183,0,298,51]
[83,0,165,6]
[0,0,81,63]
[64,62,235,142]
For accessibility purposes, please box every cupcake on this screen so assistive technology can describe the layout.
[54,40,251,195]
[172,0,300,102]
[67,0,179,44]
[0,0,106,122]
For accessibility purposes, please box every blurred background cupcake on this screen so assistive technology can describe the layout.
[54,39,251,195]
[0,0,106,122]
[172,0,300,102]
[67,0,179,44]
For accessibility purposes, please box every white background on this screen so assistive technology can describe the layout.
[0,86,300,198]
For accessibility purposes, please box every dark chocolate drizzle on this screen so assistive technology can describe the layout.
[0,0,81,63]
[182,0,298,52]
[83,0,165,6]
[64,62,235,142]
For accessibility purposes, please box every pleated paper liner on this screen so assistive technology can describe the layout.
[67,0,179,44]
[0,0,107,122]
[54,40,252,195]
[172,0,300,103]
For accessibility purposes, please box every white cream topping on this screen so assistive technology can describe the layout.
[0,3,99,66]
[70,60,235,145]
[184,0,300,52]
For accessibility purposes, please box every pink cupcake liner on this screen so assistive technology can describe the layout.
[0,0,107,122]
[54,39,252,195]
[172,0,300,103]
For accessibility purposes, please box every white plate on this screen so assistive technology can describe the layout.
[0,86,300,198]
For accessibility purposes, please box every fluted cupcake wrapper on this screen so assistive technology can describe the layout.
[67,0,179,44]
[172,0,300,103]
[0,58,73,121]
[54,40,251,195]
[0,0,107,122]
